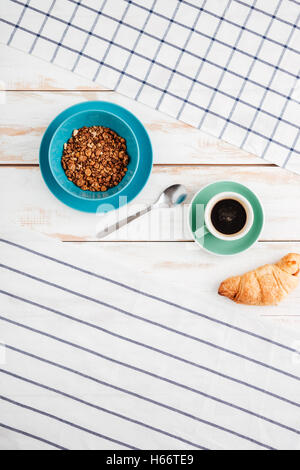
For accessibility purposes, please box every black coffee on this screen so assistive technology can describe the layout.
[211,199,247,235]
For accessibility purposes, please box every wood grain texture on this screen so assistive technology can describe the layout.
[66,241,300,326]
[0,91,266,165]
[1,44,300,330]
[0,45,271,166]
[0,45,108,91]
[1,165,299,242]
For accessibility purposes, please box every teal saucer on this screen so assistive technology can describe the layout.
[39,102,153,213]
[188,181,264,256]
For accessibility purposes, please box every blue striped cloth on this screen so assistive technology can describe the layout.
[0,0,299,172]
[1,225,300,450]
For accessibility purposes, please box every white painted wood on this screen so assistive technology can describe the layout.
[1,43,300,331]
[0,91,265,165]
[1,165,299,242]
[0,46,263,165]
[0,44,108,91]
[68,241,300,327]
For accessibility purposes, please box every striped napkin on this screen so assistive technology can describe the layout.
[1,224,300,450]
[0,0,299,172]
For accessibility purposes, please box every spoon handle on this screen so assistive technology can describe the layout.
[97,205,153,239]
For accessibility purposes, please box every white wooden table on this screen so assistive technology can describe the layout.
[1,44,300,328]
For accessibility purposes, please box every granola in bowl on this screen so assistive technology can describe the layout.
[62,126,129,192]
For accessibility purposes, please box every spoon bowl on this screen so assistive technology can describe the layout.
[155,184,188,208]
[97,184,188,239]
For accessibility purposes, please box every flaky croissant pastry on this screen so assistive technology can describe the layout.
[218,253,300,306]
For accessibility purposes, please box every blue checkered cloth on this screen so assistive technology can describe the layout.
[1,0,299,171]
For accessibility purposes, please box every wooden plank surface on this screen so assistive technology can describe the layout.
[1,165,299,241]
[0,45,108,91]
[68,241,300,323]
[1,95,265,165]
[1,44,300,329]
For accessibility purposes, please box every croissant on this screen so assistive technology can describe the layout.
[218,253,300,306]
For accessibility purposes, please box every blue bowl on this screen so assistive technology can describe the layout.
[40,101,153,213]
[49,109,139,200]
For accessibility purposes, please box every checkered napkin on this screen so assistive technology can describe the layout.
[1,223,300,450]
[0,0,300,171]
